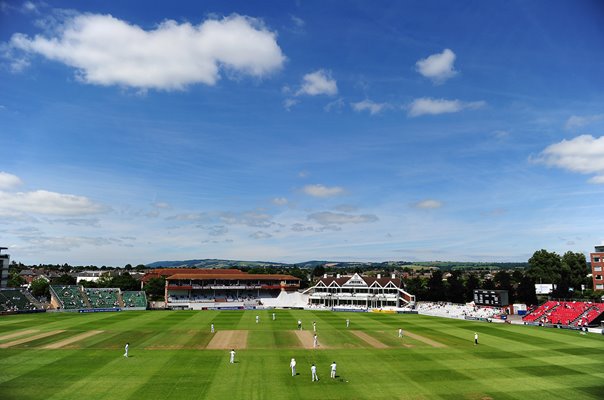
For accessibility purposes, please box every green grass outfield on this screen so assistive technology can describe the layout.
[1,310,603,400]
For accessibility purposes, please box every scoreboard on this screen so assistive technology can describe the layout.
[473,289,509,306]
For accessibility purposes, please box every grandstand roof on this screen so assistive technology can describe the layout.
[166,273,300,281]
[142,268,243,283]
[318,275,401,287]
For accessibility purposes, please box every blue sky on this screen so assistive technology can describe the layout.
[1,0,604,266]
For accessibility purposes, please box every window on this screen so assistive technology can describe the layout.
[594,266,602,272]
[596,284,604,290]
[594,257,600,262]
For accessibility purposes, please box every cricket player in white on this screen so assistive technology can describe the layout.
[311,364,318,382]
[272,312,275,321]
[474,332,478,345]
[256,315,259,324]
[313,334,318,348]
[123,342,129,358]
[330,361,337,378]
[290,358,297,376]
[398,328,403,338]
[211,323,215,333]
[313,321,316,332]
[346,319,350,328]
[297,320,302,330]
[230,349,236,363]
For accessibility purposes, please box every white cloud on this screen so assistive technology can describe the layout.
[9,57,30,72]
[493,130,510,139]
[535,135,604,183]
[412,199,443,209]
[0,190,105,216]
[307,211,378,225]
[9,13,285,90]
[290,15,305,30]
[324,98,345,112]
[296,69,337,96]
[219,211,274,228]
[47,218,100,226]
[250,231,272,239]
[351,99,391,115]
[283,98,299,111]
[208,225,228,236]
[303,184,345,198]
[22,1,39,13]
[272,197,288,206]
[334,204,358,212]
[17,235,122,251]
[168,212,209,222]
[0,172,23,190]
[152,202,171,209]
[564,114,604,131]
[407,98,485,117]
[416,48,457,84]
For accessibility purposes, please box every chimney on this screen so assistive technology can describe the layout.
[392,273,396,279]
[377,274,381,279]
[336,274,341,278]
[323,274,327,279]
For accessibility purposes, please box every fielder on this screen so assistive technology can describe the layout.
[311,364,318,382]
[398,328,403,338]
[256,315,259,324]
[313,321,316,332]
[346,319,350,328]
[290,358,297,376]
[330,361,337,378]
[272,312,276,321]
[211,323,215,333]
[474,332,479,345]
[230,349,236,363]
[313,334,318,348]
[123,342,129,358]
[297,320,302,330]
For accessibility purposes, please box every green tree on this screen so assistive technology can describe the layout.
[427,270,445,301]
[8,272,26,288]
[446,270,465,303]
[51,274,76,285]
[562,251,590,292]
[464,273,481,302]
[312,265,326,277]
[30,278,50,300]
[516,274,537,305]
[494,270,514,303]
[527,249,562,284]
[482,277,495,290]
[144,277,166,301]
[404,276,427,300]
[110,273,139,291]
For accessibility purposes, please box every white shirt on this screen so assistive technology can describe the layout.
[311,365,317,373]
[290,359,296,368]
[331,363,336,371]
